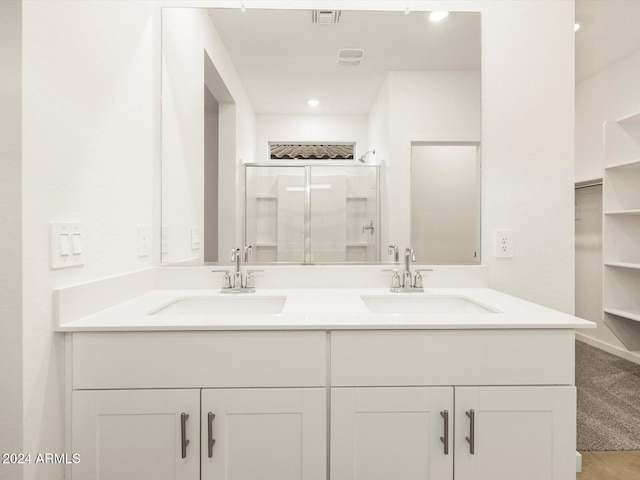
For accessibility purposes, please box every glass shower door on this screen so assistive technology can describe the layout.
[245,164,379,263]
[310,166,379,263]
[245,166,305,263]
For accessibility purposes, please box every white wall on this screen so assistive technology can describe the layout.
[0,2,23,479]
[367,77,391,257]
[162,8,256,263]
[380,71,481,253]
[478,1,574,313]
[255,114,369,161]
[576,49,640,182]
[22,3,159,479]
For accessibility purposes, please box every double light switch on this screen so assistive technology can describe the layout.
[50,223,85,269]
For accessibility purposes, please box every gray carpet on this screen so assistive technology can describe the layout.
[576,341,640,450]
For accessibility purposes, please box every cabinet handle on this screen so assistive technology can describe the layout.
[465,409,475,455]
[439,410,449,455]
[181,412,190,459]
[208,412,216,458]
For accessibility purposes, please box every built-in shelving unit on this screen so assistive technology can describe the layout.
[603,112,640,351]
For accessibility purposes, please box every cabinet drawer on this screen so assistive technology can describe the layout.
[73,331,326,389]
[331,330,574,386]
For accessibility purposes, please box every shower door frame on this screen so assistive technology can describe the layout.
[243,162,380,264]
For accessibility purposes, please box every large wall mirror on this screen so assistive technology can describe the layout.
[161,7,481,265]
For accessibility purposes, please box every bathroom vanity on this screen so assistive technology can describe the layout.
[57,269,594,480]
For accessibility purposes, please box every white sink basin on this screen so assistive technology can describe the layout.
[149,296,286,315]
[361,295,499,314]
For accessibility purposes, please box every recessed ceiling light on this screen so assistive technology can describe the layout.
[574,22,581,32]
[429,11,449,23]
[308,99,320,107]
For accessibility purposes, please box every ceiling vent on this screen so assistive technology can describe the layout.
[337,48,365,66]
[312,10,341,25]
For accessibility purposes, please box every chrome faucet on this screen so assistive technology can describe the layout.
[231,247,243,288]
[213,246,260,293]
[384,247,432,292]
[403,247,416,287]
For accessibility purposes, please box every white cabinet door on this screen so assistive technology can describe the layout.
[455,386,576,480]
[72,389,199,480]
[201,388,326,480]
[331,387,453,480]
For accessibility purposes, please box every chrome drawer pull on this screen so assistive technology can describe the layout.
[439,410,449,455]
[181,412,190,459]
[208,412,216,458]
[465,409,475,455]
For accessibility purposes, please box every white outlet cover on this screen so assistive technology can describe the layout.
[50,222,85,269]
[495,229,513,258]
[137,225,151,257]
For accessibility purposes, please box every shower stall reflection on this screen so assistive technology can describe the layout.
[244,164,379,263]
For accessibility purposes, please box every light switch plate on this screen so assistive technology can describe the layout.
[50,222,85,269]
[137,225,151,257]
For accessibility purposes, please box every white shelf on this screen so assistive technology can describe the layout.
[604,158,640,171]
[604,308,640,324]
[603,117,640,351]
[604,262,640,270]
[604,209,640,216]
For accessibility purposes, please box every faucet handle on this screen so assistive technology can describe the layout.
[391,271,402,289]
[243,245,253,262]
[244,270,263,290]
[245,271,255,289]
[413,271,423,289]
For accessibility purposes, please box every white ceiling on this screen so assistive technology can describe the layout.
[208,9,480,115]
[575,0,640,84]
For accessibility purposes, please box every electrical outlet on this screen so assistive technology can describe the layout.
[137,225,151,257]
[495,229,513,258]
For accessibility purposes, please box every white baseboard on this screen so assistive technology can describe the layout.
[576,333,640,366]
[576,451,582,473]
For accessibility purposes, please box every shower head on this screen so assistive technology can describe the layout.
[358,149,375,163]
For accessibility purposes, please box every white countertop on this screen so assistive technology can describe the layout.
[56,288,596,332]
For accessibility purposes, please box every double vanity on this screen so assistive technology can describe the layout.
[57,266,594,480]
